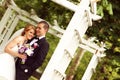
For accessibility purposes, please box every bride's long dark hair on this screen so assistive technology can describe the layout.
[21,24,35,36]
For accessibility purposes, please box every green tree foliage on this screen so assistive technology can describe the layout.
[0,6,5,20]
[91,54,120,80]
[88,0,120,79]
[86,0,120,55]
[14,0,73,29]
[97,0,113,17]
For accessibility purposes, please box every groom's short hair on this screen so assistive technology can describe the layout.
[38,21,49,32]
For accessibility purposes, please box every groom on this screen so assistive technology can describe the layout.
[15,21,50,80]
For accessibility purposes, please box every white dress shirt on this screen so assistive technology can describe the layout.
[29,36,45,46]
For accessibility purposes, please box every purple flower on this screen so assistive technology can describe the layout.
[18,44,34,64]
[18,46,27,54]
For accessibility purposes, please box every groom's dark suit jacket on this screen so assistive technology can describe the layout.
[15,37,49,80]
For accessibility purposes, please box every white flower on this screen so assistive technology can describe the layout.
[25,49,34,56]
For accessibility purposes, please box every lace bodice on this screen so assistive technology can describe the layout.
[11,45,19,53]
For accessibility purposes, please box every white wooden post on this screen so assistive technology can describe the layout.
[0,7,12,35]
[82,54,99,80]
[82,48,105,80]
[40,0,90,80]
[1,15,19,49]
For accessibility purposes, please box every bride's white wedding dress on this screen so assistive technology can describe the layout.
[0,45,19,80]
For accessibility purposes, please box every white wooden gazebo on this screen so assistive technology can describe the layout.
[0,0,105,80]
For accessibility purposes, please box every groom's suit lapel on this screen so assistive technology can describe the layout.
[32,37,45,56]
[37,37,45,45]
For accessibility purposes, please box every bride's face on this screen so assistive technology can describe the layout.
[26,29,35,40]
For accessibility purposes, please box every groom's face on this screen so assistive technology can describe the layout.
[36,23,46,37]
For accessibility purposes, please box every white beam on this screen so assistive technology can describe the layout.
[82,54,99,80]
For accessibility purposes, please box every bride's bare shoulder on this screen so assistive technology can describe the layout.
[13,36,24,42]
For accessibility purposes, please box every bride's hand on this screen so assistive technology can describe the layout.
[18,54,27,59]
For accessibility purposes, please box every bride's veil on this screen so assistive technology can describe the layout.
[9,28,24,42]
[2,28,24,50]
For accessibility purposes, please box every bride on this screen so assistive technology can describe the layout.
[0,24,35,80]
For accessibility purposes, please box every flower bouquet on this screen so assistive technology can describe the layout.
[18,44,34,64]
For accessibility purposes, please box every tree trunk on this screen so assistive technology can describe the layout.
[66,48,85,80]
